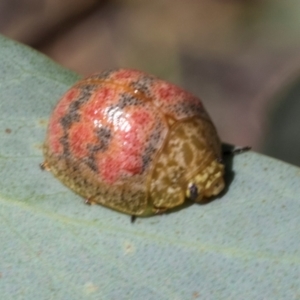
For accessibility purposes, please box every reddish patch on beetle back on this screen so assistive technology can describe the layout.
[157,82,185,103]
[96,106,154,184]
[68,122,95,158]
[100,156,120,184]
[130,109,152,126]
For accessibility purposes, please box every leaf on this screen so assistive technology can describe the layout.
[0,34,300,300]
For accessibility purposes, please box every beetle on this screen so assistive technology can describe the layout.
[42,69,225,216]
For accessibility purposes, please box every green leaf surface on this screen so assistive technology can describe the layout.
[0,35,300,300]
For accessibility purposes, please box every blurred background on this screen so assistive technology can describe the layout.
[1,0,300,166]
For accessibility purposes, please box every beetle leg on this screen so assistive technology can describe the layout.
[232,146,251,154]
[40,161,50,171]
[84,198,97,205]
[153,206,168,215]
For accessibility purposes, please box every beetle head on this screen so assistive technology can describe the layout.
[186,160,225,202]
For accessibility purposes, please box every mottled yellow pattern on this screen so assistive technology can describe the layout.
[149,117,224,211]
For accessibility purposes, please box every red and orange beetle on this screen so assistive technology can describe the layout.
[42,69,225,216]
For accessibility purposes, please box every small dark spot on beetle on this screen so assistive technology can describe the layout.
[60,85,95,131]
[85,126,112,172]
[130,76,154,97]
[118,93,142,109]
[84,155,98,172]
[59,135,70,156]
[141,144,155,171]
[60,114,75,129]
[95,126,112,151]
[141,122,164,172]
[5,128,11,134]
[189,184,198,201]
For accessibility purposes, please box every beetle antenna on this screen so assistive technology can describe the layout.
[223,146,251,155]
